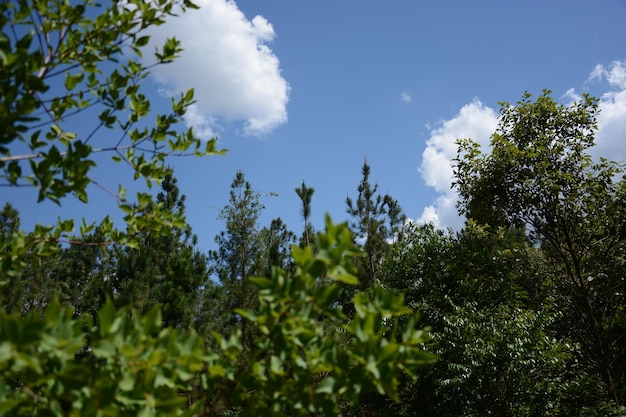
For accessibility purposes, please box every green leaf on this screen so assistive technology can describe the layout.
[98,301,116,337]
[64,72,84,91]
[315,377,336,394]
[135,35,150,47]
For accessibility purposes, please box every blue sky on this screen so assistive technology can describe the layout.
[4,0,626,252]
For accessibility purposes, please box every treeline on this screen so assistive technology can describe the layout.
[2,92,625,416]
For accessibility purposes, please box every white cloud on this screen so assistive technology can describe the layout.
[595,90,626,163]
[419,99,497,193]
[400,91,412,103]
[183,104,219,140]
[587,60,626,163]
[417,99,498,230]
[416,205,439,228]
[562,87,582,104]
[145,0,290,137]
[589,60,626,89]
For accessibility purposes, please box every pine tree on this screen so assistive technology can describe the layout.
[114,171,208,329]
[259,217,296,276]
[48,226,117,318]
[209,171,265,347]
[346,159,405,289]
[295,180,316,248]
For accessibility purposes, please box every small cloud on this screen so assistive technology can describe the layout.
[595,62,626,163]
[589,60,626,89]
[184,104,219,140]
[419,99,498,193]
[573,59,626,163]
[562,88,582,104]
[589,63,606,83]
[400,91,412,103]
[416,206,439,227]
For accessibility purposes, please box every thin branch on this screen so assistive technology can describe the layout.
[55,238,120,247]
[29,1,47,62]
[0,182,36,187]
[0,144,199,163]
[33,90,59,128]
[115,148,134,169]
[0,145,129,162]
[21,386,45,403]
[84,118,106,145]
[34,86,91,105]
[90,177,124,202]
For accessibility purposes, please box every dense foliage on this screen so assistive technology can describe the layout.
[1,1,625,416]
[0,1,434,416]
[454,91,626,411]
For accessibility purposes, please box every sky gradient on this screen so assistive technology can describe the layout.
[5,0,626,252]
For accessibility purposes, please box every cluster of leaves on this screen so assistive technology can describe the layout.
[0,300,206,417]
[0,217,434,416]
[0,0,225,277]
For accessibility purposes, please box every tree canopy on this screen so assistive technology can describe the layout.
[454,90,626,408]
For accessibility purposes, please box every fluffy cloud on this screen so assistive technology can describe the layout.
[588,60,626,163]
[590,60,626,89]
[417,100,498,229]
[416,195,458,229]
[145,0,289,138]
[400,91,412,103]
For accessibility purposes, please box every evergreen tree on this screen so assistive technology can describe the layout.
[209,170,265,347]
[0,202,19,236]
[0,202,68,316]
[258,217,296,276]
[114,171,208,329]
[1,203,117,318]
[346,159,405,289]
[295,180,316,248]
[48,227,117,318]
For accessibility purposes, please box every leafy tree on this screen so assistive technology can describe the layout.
[0,0,224,277]
[4,173,207,325]
[454,90,626,407]
[381,222,594,416]
[218,217,435,416]
[0,300,207,417]
[0,2,437,416]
